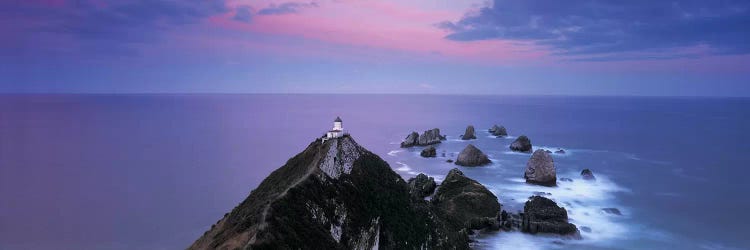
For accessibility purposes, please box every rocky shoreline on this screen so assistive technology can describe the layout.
[192,123,600,249]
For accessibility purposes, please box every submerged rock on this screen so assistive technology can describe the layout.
[407,173,437,199]
[510,135,533,152]
[420,146,437,158]
[400,131,419,148]
[524,149,557,186]
[521,196,578,235]
[446,159,454,163]
[433,168,501,231]
[455,144,491,167]
[489,125,508,137]
[418,128,446,146]
[560,177,573,182]
[461,125,476,140]
[581,169,596,180]
[555,148,566,154]
[190,135,468,249]
[601,208,622,215]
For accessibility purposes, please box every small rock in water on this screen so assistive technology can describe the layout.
[555,148,566,154]
[544,149,552,153]
[580,226,592,233]
[581,168,596,180]
[533,191,552,196]
[601,208,622,215]
[560,177,573,182]
[510,135,533,152]
[446,159,454,163]
[489,124,508,137]
[420,146,437,158]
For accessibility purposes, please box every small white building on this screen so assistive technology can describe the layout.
[325,116,345,139]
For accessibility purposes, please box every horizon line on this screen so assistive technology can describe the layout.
[0,92,749,99]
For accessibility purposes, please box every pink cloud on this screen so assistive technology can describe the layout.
[212,0,548,65]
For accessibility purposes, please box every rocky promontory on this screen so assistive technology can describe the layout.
[190,135,467,249]
[524,149,557,186]
[461,125,476,140]
[521,196,578,235]
[510,135,533,152]
[455,144,491,167]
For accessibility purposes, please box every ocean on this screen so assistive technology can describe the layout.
[1,94,748,249]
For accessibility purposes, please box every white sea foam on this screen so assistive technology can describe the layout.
[495,172,630,244]
[387,150,402,156]
[394,162,411,172]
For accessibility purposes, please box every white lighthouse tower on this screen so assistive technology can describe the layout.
[324,116,345,141]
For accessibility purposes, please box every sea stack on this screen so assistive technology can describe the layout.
[461,125,476,140]
[524,149,556,186]
[418,128,445,146]
[455,144,491,166]
[401,129,446,148]
[510,135,533,152]
[400,131,419,148]
[190,118,467,249]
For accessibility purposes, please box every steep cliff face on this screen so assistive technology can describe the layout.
[189,135,466,250]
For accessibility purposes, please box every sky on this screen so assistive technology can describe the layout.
[1,0,750,96]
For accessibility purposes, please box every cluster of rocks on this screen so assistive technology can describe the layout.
[488,124,508,137]
[544,148,566,154]
[401,128,446,148]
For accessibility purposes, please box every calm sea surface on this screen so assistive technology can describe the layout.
[1,94,749,249]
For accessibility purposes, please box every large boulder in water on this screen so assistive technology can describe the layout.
[407,173,437,199]
[433,168,501,230]
[400,131,419,148]
[489,125,508,137]
[461,125,476,140]
[455,144,491,167]
[418,128,445,146]
[420,146,437,158]
[521,196,578,235]
[510,135,532,152]
[524,149,557,186]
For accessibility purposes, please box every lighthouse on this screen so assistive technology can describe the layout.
[325,116,345,140]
